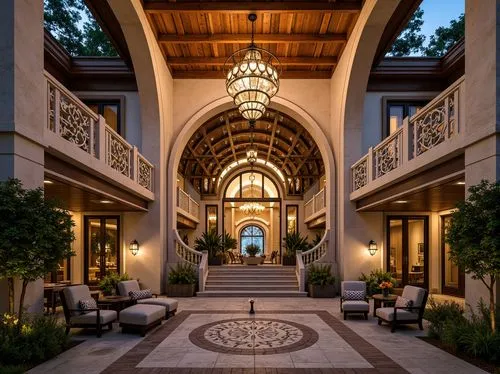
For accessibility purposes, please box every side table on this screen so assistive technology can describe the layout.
[97,296,132,316]
[372,294,398,317]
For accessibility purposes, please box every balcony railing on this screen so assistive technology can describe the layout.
[177,187,200,220]
[304,187,326,221]
[351,76,464,193]
[45,71,154,193]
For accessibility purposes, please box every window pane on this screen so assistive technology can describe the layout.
[388,219,403,287]
[103,104,119,133]
[88,218,102,284]
[408,105,424,118]
[388,105,404,135]
[286,206,297,234]
[240,225,264,255]
[87,104,99,115]
[408,219,425,286]
[104,218,119,277]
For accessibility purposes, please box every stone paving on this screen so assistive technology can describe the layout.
[28,297,487,374]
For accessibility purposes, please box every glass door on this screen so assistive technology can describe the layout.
[387,216,428,289]
[441,215,465,296]
[84,216,120,286]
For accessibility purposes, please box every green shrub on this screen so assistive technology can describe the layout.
[308,264,335,286]
[424,298,465,338]
[99,272,130,295]
[168,263,197,285]
[194,231,223,259]
[0,313,68,367]
[245,244,261,257]
[358,269,397,296]
[283,232,309,257]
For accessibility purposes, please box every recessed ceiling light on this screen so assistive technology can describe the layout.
[456,181,465,185]
[393,200,408,204]
[43,180,53,184]
[100,200,113,204]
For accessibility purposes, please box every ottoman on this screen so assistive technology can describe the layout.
[137,297,178,319]
[119,304,165,336]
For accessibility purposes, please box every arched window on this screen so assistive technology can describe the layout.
[240,225,264,255]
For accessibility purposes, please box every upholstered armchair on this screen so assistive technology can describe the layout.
[340,281,370,320]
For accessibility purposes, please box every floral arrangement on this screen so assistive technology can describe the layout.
[379,281,393,289]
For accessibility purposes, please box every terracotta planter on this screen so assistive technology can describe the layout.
[308,284,335,298]
[243,256,265,265]
[282,255,296,266]
[166,283,196,297]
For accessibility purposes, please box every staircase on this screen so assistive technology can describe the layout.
[197,266,307,297]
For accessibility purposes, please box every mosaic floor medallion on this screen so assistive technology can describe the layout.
[189,318,319,355]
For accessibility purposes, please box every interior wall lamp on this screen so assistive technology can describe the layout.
[368,240,377,256]
[129,239,140,256]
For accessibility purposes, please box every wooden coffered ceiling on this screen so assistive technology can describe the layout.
[142,0,362,78]
[179,108,325,195]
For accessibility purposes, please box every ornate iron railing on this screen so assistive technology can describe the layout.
[45,71,154,192]
[351,76,464,192]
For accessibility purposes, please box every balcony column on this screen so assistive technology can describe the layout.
[0,0,45,313]
[463,0,500,308]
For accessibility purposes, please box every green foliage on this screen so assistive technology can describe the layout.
[425,14,464,57]
[0,179,75,317]
[222,231,237,252]
[283,232,309,257]
[98,272,130,296]
[245,244,261,257]
[307,264,335,286]
[0,313,68,367]
[358,269,396,296]
[44,0,117,56]
[168,263,197,285]
[439,302,500,363]
[310,233,323,248]
[424,298,464,339]
[446,180,500,332]
[388,7,425,57]
[194,230,223,259]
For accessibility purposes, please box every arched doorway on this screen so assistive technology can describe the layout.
[240,225,265,256]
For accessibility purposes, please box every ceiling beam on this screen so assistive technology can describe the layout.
[266,114,279,163]
[167,56,337,66]
[158,33,346,44]
[225,114,238,162]
[187,144,212,176]
[143,1,362,14]
[202,128,223,173]
[171,70,332,79]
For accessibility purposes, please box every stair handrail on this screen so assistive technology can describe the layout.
[300,230,329,266]
[296,250,305,292]
[173,229,208,292]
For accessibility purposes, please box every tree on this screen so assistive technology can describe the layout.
[0,179,75,321]
[446,180,500,332]
[44,0,117,56]
[387,7,426,57]
[424,14,464,57]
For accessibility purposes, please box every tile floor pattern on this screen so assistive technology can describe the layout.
[28,297,487,374]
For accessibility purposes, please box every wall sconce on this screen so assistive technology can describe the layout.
[368,240,377,256]
[129,240,140,256]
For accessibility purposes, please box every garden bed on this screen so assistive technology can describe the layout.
[418,336,499,374]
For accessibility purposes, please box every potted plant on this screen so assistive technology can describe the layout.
[358,269,397,296]
[194,230,223,265]
[307,264,336,298]
[379,281,394,297]
[282,232,309,266]
[98,272,130,296]
[166,262,197,297]
[222,231,237,264]
[243,244,265,265]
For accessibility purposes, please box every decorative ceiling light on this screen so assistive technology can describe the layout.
[246,121,258,164]
[239,171,265,217]
[225,13,281,121]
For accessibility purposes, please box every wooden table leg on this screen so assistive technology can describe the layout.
[373,298,381,317]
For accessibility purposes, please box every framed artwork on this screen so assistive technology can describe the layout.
[206,205,218,233]
[417,243,424,255]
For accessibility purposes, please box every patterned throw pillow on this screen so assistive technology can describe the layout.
[395,296,413,310]
[79,298,97,311]
[343,290,365,300]
[129,289,152,301]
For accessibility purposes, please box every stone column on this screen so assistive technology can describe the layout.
[463,0,500,309]
[0,0,45,313]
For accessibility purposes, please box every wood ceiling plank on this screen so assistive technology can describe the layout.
[167,56,337,65]
[171,69,332,79]
[225,113,238,162]
[158,32,346,44]
[143,1,362,14]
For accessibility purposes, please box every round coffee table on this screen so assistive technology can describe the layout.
[372,293,398,317]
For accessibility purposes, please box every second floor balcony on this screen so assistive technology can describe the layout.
[176,187,200,227]
[350,76,465,202]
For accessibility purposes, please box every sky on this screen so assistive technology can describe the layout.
[419,0,464,44]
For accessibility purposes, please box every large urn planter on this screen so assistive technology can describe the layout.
[308,284,336,298]
[282,255,296,266]
[166,283,196,297]
[243,256,265,265]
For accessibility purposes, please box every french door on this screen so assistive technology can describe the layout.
[84,216,120,286]
[441,215,465,296]
[387,216,429,289]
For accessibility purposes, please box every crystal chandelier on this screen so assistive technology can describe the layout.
[225,13,281,121]
[239,171,265,216]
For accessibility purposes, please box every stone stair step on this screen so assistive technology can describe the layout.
[197,290,308,297]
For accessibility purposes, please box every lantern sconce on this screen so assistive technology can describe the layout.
[368,240,377,256]
[129,240,140,256]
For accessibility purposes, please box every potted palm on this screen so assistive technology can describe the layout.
[307,264,335,298]
[222,231,237,264]
[282,232,309,266]
[243,244,265,265]
[194,230,223,265]
[166,263,197,297]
